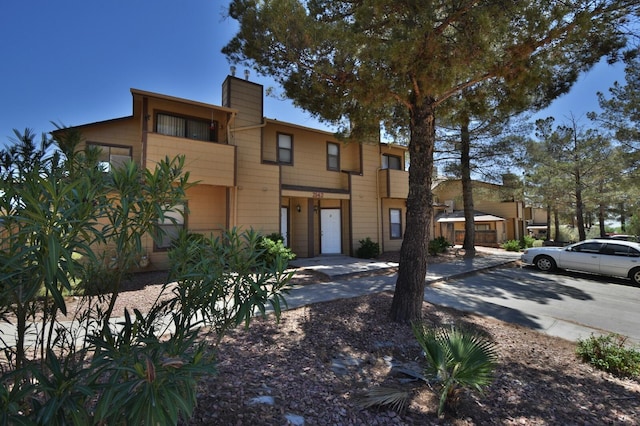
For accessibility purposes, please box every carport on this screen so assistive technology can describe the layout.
[435,210,507,246]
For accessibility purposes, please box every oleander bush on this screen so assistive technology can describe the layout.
[0,129,292,424]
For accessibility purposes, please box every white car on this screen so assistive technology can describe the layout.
[521,239,640,285]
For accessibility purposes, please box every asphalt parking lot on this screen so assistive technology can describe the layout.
[425,263,640,344]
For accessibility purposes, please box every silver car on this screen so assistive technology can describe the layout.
[521,239,640,285]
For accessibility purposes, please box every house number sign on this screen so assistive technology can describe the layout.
[312,192,324,198]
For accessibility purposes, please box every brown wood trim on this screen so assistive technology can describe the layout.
[387,169,391,197]
[348,174,354,256]
[307,198,315,257]
[225,187,230,229]
[142,96,148,167]
[233,145,238,186]
[281,184,349,194]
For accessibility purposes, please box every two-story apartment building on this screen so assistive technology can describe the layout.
[70,76,409,269]
[432,178,536,246]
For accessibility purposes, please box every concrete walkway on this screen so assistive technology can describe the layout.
[4,247,617,347]
[286,247,521,309]
[0,248,531,351]
[288,247,627,343]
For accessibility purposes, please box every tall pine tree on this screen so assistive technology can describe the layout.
[224,0,638,322]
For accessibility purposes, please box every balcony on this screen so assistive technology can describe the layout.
[145,133,236,187]
[378,169,408,199]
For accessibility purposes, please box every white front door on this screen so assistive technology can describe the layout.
[320,208,341,254]
[281,207,288,247]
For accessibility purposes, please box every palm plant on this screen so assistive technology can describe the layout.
[412,323,498,417]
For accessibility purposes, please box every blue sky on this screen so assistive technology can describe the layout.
[0,1,627,149]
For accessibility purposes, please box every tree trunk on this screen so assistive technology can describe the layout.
[546,204,551,241]
[16,303,26,369]
[390,99,435,323]
[619,202,626,232]
[575,169,586,241]
[598,203,606,237]
[554,208,561,241]
[460,119,476,256]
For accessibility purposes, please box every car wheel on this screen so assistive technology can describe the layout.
[535,255,556,272]
[630,267,640,286]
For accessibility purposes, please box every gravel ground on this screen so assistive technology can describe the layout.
[187,290,640,425]
[63,254,640,425]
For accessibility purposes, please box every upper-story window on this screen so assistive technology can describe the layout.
[278,133,293,165]
[87,142,132,172]
[156,113,218,142]
[327,142,340,171]
[382,153,403,170]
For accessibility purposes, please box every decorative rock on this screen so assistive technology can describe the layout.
[247,395,275,406]
[330,353,362,376]
[284,413,305,425]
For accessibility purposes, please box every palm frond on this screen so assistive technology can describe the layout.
[412,322,498,416]
[354,386,411,413]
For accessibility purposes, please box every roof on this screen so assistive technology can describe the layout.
[130,88,237,114]
[264,118,336,136]
[435,210,506,223]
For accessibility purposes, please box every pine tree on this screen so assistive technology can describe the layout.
[224,0,638,322]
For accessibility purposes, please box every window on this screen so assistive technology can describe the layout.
[327,142,340,171]
[156,113,217,142]
[155,204,185,251]
[475,224,491,231]
[382,154,402,170]
[601,243,640,257]
[87,143,132,172]
[390,208,402,239]
[572,242,602,253]
[278,133,293,164]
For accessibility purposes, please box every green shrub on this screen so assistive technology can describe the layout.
[501,240,521,251]
[521,235,535,248]
[356,237,380,259]
[413,324,498,417]
[428,236,450,255]
[0,130,291,424]
[264,232,285,243]
[576,334,640,378]
[258,233,296,265]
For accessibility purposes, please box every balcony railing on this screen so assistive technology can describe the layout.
[378,169,409,199]
[145,133,236,187]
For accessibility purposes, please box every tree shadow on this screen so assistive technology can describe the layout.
[444,264,595,303]
[195,291,640,425]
